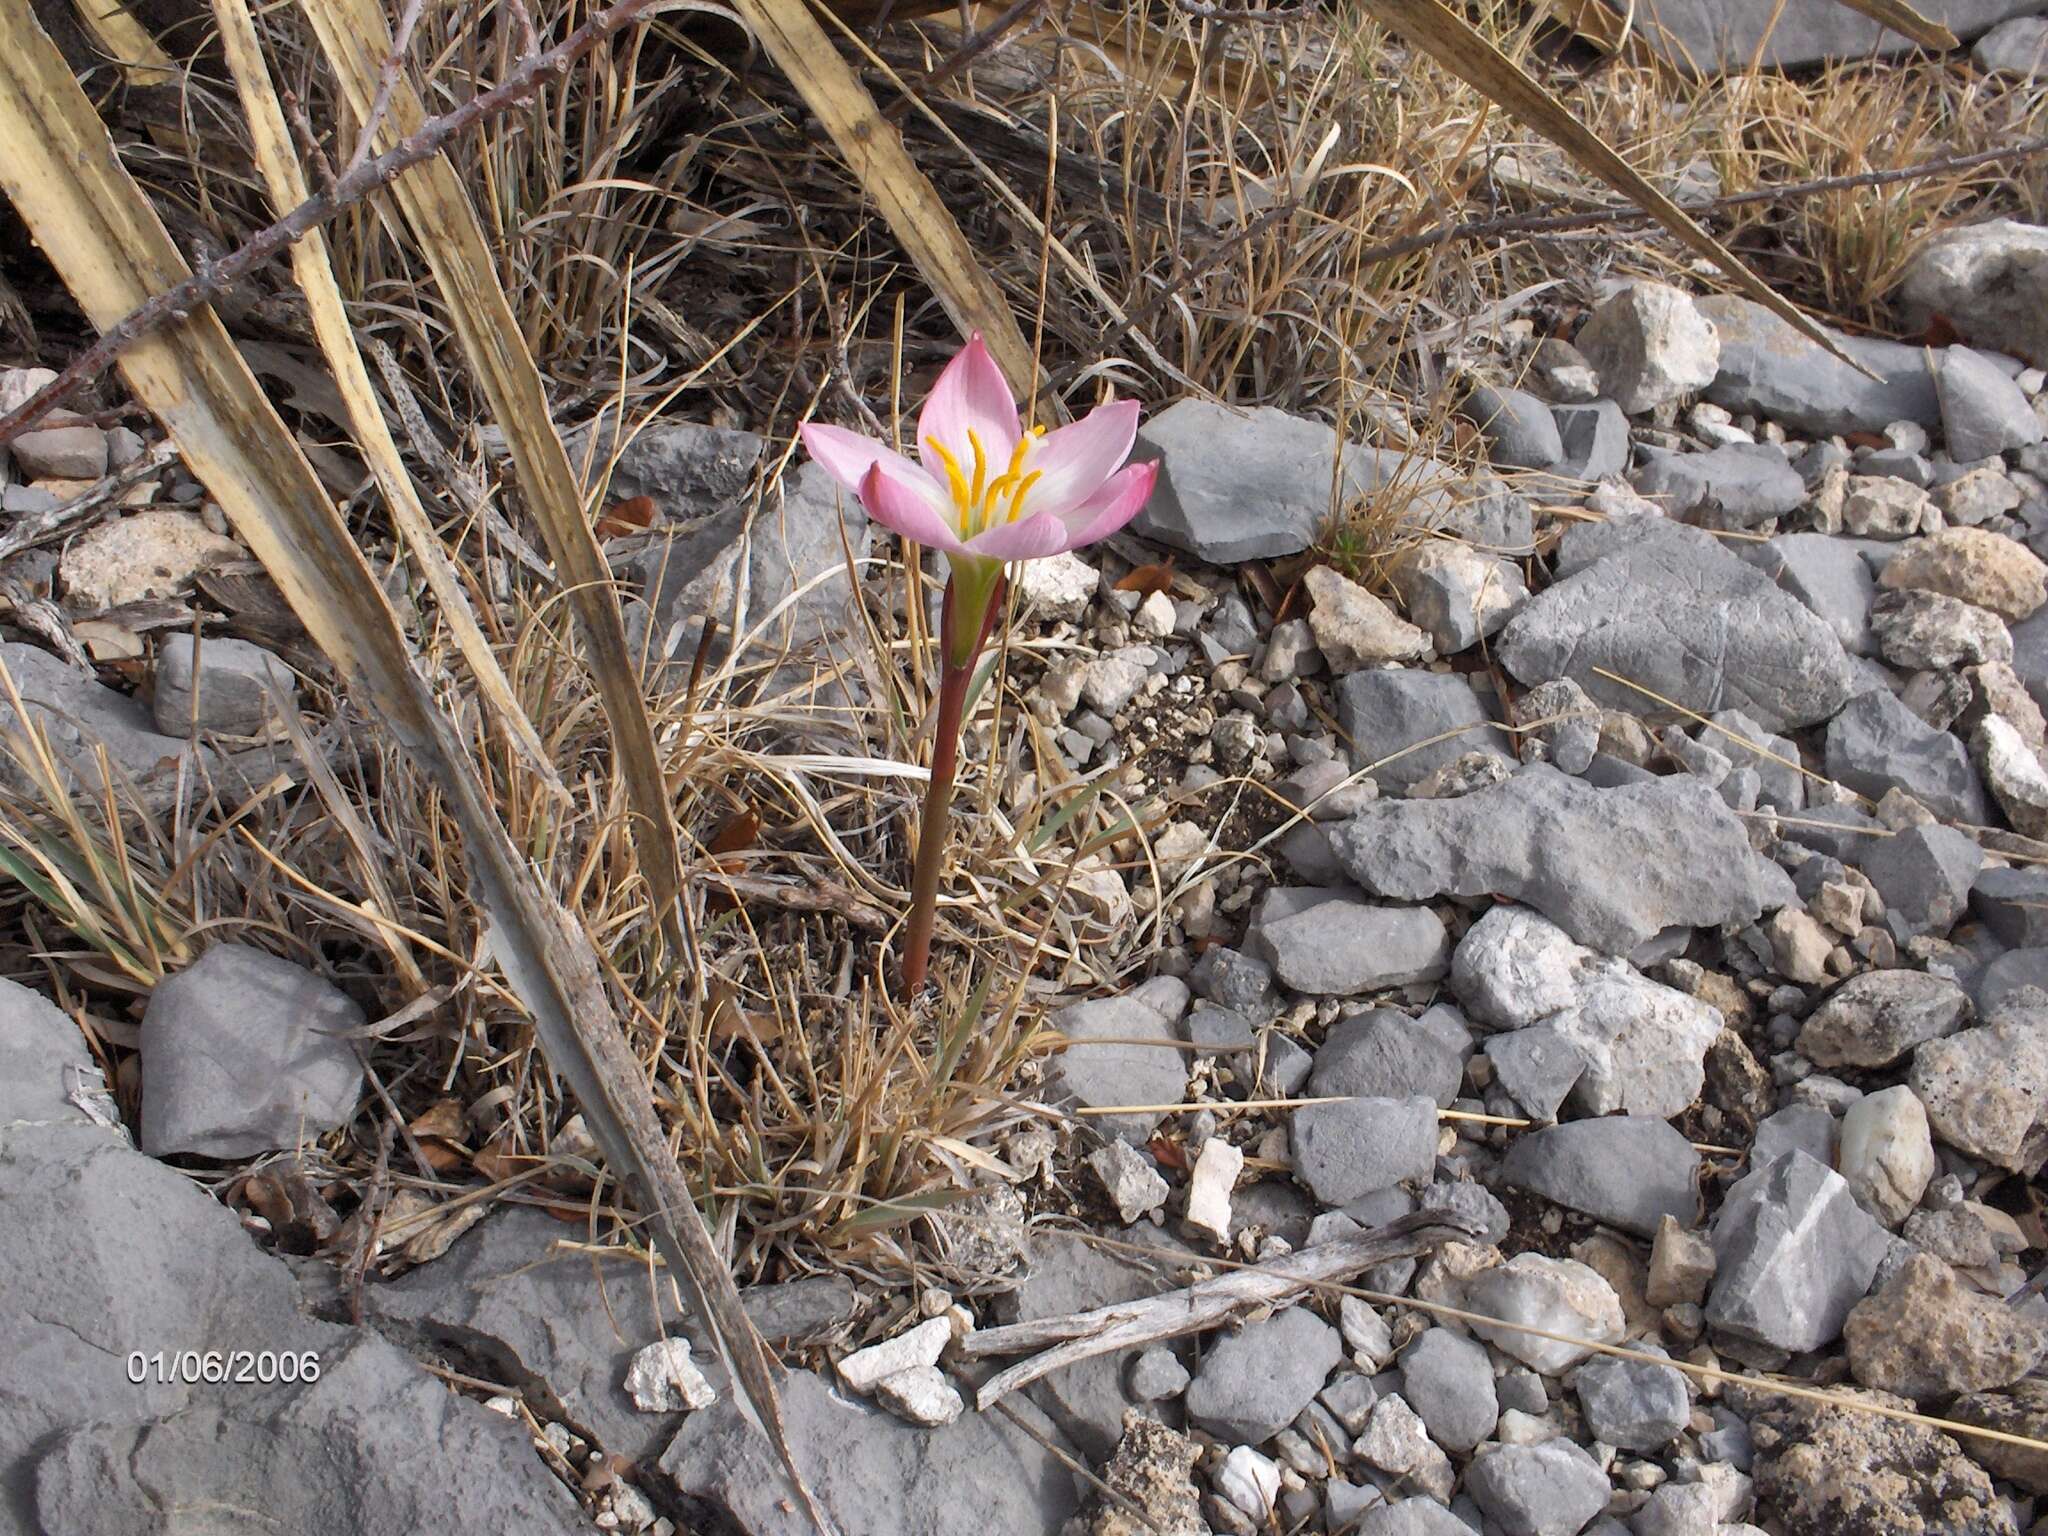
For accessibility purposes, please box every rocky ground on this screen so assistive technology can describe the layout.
[11,134,2048,1536]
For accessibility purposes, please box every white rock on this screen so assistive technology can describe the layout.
[1464,1254,1626,1374]
[1765,907,1833,985]
[836,1315,952,1393]
[1183,1136,1244,1242]
[1015,550,1097,622]
[1089,1138,1170,1223]
[1134,589,1177,638]
[1217,1445,1282,1519]
[1839,1084,1936,1227]
[1576,282,1721,414]
[1304,565,1431,671]
[1340,1296,1395,1369]
[1973,715,2048,840]
[59,510,242,610]
[1388,541,1529,654]
[623,1338,718,1413]
[1353,1394,1431,1474]
[873,1364,964,1426]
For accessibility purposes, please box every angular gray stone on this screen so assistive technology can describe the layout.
[140,944,364,1159]
[1,982,584,1536]
[1551,400,1630,482]
[1698,295,1942,437]
[1572,1349,1689,1451]
[569,417,766,522]
[1046,978,1192,1141]
[153,633,297,737]
[1398,1327,1498,1453]
[996,1230,1179,1459]
[1497,518,1855,731]
[1129,400,1405,562]
[1499,1117,1701,1237]
[1753,1102,1840,1167]
[1465,1255,1625,1374]
[1631,442,1803,529]
[1331,765,1770,956]
[1938,345,2046,462]
[1336,669,1512,792]
[1709,708,1807,811]
[1307,1008,1464,1107]
[662,1368,1078,1536]
[1484,1028,1589,1122]
[1707,1150,1889,1353]
[1289,1095,1440,1206]
[1463,382,1564,470]
[1824,689,1989,825]
[1246,887,1449,996]
[1855,823,1983,940]
[1356,1499,1473,1536]
[1901,219,2048,370]
[1607,0,2045,70]
[1463,1439,1612,1536]
[1972,865,2048,947]
[1796,969,1971,1069]
[1184,1306,1342,1443]
[1743,532,1880,656]
[0,640,210,796]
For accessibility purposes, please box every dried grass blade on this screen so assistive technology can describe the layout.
[209,0,564,798]
[1360,0,1874,373]
[1828,0,1956,48]
[295,0,683,934]
[730,0,1039,393]
[0,13,818,1530]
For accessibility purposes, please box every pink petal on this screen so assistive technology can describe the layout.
[917,335,1021,480]
[962,510,1076,561]
[799,422,926,498]
[860,460,969,556]
[1056,461,1158,549]
[1019,399,1142,519]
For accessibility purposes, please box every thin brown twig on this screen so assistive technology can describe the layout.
[0,0,671,450]
[344,0,430,177]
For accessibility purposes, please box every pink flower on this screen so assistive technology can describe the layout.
[799,335,1157,564]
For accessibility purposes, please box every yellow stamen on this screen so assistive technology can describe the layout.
[1005,469,1042,523]
[966,430,989,532]
[924,436,972,527]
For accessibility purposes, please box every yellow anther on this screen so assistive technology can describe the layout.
[1005,469,1043,522]
[966,430,989,529]
[924,436,972,524]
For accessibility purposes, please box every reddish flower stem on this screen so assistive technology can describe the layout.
[899,572,1005,996]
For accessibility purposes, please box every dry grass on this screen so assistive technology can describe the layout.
[6,0,2048,1312]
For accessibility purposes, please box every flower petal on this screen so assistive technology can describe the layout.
[1018,399,1142,519]
[799,422,926,497]
[861,460,969,556]
[917,335,1021,480]
[1056,461,1158,549]
[962,510,1075,561]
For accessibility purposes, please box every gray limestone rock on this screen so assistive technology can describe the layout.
[1698,294,1942,437]
[1289,1095,1440,1206]
[1046,978,1193,1141]
[1184,1306,1342,1444]
[1497,518,1855,731]
[1463,1439,1612,1536]
[1246,887,1449,996]
[1551,400,1631,483]
[1900,218,2048,370]
[1796,969,1972,1069]
[1825,689,1989,825]
[1609,0,2046,70]
[153,634,297,737]
[1631,442,1804,529]
[1463,382,1564,470]
[1499,1116,1701,1237]
[1742,532,1879,655]
[140,944,365,1159]
[1307,1009,1465,1108]
[1577,282,1721,415]
[1336,669,1513,792]
[1572,1349,1689,1451]
[1484,1028,1590,1122]
[1938,345,2046,462]
[1854,823,1983,941]
[662,1368,1079,1536]
[1707,1150,1890,1353]
[1909,1011,2048,1173]
[1331,766,1770,956]
[1398,1327,1498,1454]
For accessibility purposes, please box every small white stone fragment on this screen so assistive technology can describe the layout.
[1089,1139,1170,1223]
[835,1315,953,1394]
[1134,589,1177,638]
[482,1394,521,1417]
[1353,1395,1431,1474]
[1015,549,1097,623]
[873,1364,964,1426]
[1340,1296,1395,1369]
[607,1484,659,1532]
[624,1337,718,1413]
[1217,1445,1282,1519]
[1183,1136,1244,1242]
